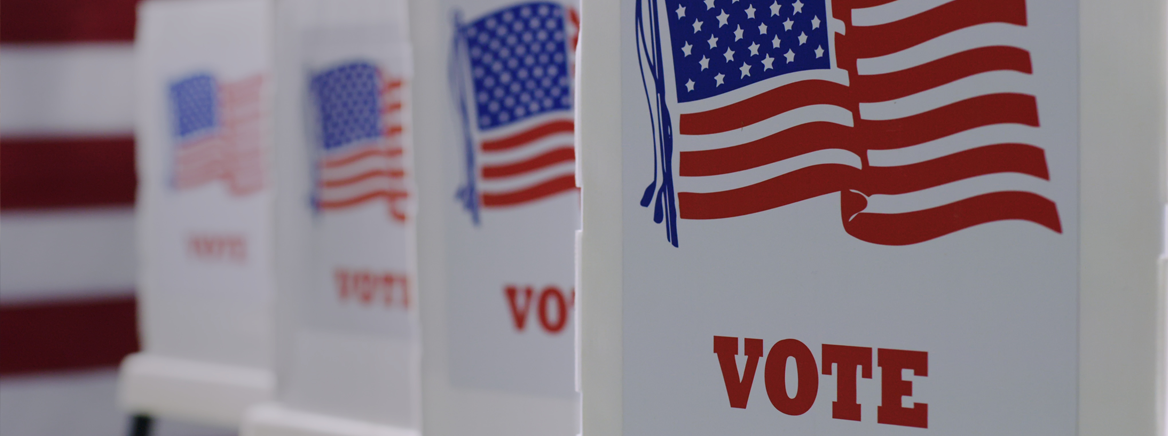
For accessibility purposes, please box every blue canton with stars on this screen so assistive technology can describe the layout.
[310,61,382,151]
[169,74,219,142]
[464,2,572,130]
[665,0,830,102]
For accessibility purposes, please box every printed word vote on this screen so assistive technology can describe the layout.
[188,234,246,263]
[335,268,409,308]
[714,336,928,429]
[505,285,574,334]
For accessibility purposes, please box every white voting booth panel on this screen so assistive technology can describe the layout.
[410,0,582,434]
[579,0,1164,435]
[241,1,420,436]
[123,0,276,427]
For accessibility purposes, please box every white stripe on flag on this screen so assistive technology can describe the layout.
[854,23,1029,75]
[319,156,403,182]
[0,44,135,137]
[0,209,136,304]
[677,149,862,194]
[858,70,1033,119]
[867,124,1043,167]
[477,131,573,166]
[674,104,854,153]
[862,173,1055,215]
[479,161,576,194]
[851,0,954,27]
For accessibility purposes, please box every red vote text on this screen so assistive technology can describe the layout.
[188,234,246,263]
[505,285,574,334]
[714,336,928,429]
[335,268,409,309]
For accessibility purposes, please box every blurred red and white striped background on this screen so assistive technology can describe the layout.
[0,1,226,434]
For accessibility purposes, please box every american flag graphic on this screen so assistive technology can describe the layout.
[452,2,578,225]
[310,61,408,222]
[637,0,1062,247]
[170,73,265,196]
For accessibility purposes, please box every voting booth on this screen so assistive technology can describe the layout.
[122,0,276,426]
[241,1,420,436]
[410,0,582,434]
[578,0,1164,435]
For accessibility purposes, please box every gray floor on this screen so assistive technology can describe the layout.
[0,368,234,436]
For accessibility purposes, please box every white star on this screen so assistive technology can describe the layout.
[733,25,744,40]
[685,79,695,91]
[758,22,768,34]
[784,48,795,63]
[811,15,821,29]
[707,34,718,48]
[798,31,808,45]
[793,0,804,13]
[744,4,756,19]
[717,10,729,27]
[748,42,760,56]
[714,73,725,86]
[723,47,735,61]
[783,18,794,31]
[704,0,715,10]
[739,62,752,78]
[772,35,781,48]
[676,5,686,18]
[699,55,710,70]
[815,45,824,58]
[769,1,781,16]
[762,54,775,70]
[681,41,693,56]
[693,19,703,33]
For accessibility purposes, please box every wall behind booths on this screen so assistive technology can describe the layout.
[0,0,228,434]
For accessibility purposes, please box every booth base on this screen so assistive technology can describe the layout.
[118,353,274,427]
[242,403,418,436]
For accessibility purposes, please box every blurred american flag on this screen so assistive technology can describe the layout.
[0,0,148,435]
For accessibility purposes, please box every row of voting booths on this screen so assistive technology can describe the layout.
[122,0,1165,435]
[126,0,578,434]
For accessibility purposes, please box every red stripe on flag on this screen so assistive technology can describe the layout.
[846,0,1028,59]
[0,0,140,43]
[321,146,404,168]
[678,80,851,135]
[384,125,404,137]
[861,143,1050,195]
[481,174,577,207]
[678,165,859,220]
[481,146,575,179]
[481,120,575,152]
[679,122,854,177]
[842,190,1062,246]
[859,93,1040,150]
[854,46,1033,103]
[319,190,408,210]
[833,0,896,13]
[382,79,404,92]
[0,137,137,210]
[320,169,406,188]
[0,295,140,375]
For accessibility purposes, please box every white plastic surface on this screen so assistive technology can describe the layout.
[409,0,580,434]
[127,0,277,426]
[243,404,417,436]
[118,354,273,427]
[244,0,421,434]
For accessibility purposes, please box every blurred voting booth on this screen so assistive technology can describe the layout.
[578,0,1164,435]
[243,0,420,435]
[122,0,276,427]
[410,0,582,434]
[126,0,420,433]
